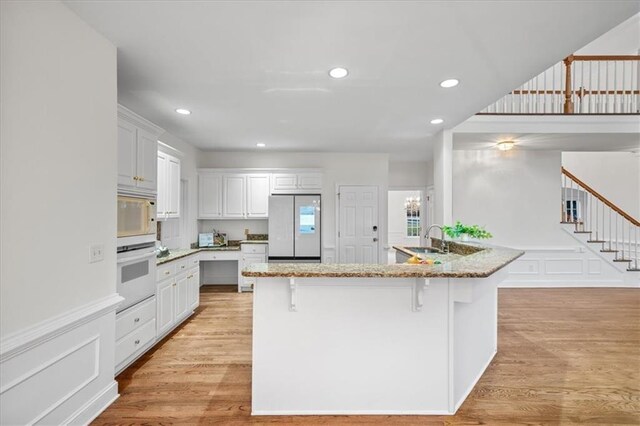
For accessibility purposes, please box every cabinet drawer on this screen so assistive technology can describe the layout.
[116,297,156,340]
[175,258,190,274]
[115,318,156,366]
[241,244,267,254]
[157,263,176,281]
[199,251,240,261]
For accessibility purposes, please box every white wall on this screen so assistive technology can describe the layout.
[562,151,640,219]
[389,161,433,189]
[453,150,566,247]
[1,0,117,335]
[197,151,389,263]
[199,219,268,242]
[452,149,635,287]
[1,2,120,423]
[158,132,201,248]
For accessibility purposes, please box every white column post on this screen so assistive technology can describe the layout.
[432,129,453,227]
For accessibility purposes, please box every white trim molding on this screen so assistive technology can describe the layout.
[0,294,122,425]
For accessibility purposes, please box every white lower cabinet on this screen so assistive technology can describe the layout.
[239,243,268,292]
[156,254,200,340]
[115,296,157,374]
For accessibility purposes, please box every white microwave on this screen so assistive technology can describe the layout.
[117,195,157,245]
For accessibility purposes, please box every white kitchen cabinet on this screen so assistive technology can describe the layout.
[188,269,200,311]
[239,243,268,292]
[246,174,270,218]
[156,279,175,337]
[198,172,222,219]
[117,120,138,188]
[114,296,157,374]
[157,254,200,339]
[117,106,162,194]
[223,174,246,218]
[271,172,322,193]
[157,150,181,219]
[175,274,189,320]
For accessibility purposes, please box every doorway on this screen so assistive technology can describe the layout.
[337,185,380,264]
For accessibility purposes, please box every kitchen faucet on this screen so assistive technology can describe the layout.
[425,224,448,253]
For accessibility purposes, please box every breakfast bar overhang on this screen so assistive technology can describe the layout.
[243,243,524,416]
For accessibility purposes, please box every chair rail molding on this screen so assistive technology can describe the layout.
[0,293,123,425]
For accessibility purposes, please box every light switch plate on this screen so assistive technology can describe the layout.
[90,244,105,263]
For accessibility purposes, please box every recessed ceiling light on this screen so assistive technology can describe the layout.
[256,143,266,148]
[175,108,191,115]
[329,67,349,79]
[430,118,444,124]
[440,79,459,88]
[497,141,515,151]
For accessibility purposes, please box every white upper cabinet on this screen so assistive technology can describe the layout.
[271,172,322,193]
[167,155,181,218]
[222,174,246,218]
[246,174,270,218]
[117,121,137,187]
[157,150,181,220]
[136,129,158,191]
[117,105,163,195]
[198,172,222,219]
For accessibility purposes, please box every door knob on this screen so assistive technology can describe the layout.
[373,225,378,231]
[373,237,378,242]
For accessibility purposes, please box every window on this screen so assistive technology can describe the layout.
[405,196,421,237]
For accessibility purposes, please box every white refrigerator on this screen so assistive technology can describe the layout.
[268,195,321,263]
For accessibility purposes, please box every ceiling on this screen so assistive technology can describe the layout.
[453,133,640,153]
[65,1,639,160]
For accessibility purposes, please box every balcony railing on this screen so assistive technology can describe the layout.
[479,55,640,115]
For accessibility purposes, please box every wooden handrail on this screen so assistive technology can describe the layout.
[562,167,640,226]
[571,55,640,62]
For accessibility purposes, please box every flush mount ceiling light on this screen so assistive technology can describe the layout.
[256,143,266,148]
[175,108,191,115]
[430,118,444,124]
[440,79,459,88]
[497,141,515,151]
[328,67,349,79]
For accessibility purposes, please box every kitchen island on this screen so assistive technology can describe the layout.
[243,242,523,416]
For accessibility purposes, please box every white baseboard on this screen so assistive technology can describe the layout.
[64,381,119,425]
[0,294,121,425]
[252,409,452,416]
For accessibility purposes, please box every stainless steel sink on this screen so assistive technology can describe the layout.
[403,246,444,254]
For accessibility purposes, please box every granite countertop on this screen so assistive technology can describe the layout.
[157,245,241,265]
[242,242,524,278]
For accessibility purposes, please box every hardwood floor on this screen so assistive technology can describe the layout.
[94,286,640,425]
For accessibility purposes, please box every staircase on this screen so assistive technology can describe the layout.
[561,167,639,272]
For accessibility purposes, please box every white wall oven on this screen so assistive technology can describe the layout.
[117,242,156,313]
[118,194,156,246]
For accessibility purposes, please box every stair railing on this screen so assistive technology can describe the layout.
[480,55,640,115]
[561,167,639,271]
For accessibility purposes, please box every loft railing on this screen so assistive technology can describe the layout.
[480,55,640,115]
[561,167,639,271]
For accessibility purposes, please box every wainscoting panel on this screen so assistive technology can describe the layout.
[0,294,121,425]
[501,248,638,288]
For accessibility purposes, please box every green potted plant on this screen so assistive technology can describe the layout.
[442,221,492,241]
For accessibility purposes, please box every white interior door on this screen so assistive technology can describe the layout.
[338,186,379,264]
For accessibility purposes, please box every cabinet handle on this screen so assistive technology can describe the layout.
[139,177,145,182]
[133,176,139,181]
[164,271,170,275]
[181,265,185,269]
[134,317,140,323]
[135,339,140,345]
[173,283,176,287]
[187,274,193,279]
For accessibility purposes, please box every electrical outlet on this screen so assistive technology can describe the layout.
[244,228,250,236]
[90,244,105,263]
